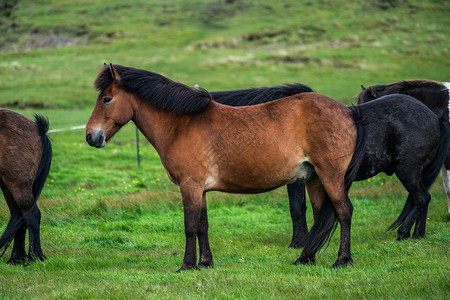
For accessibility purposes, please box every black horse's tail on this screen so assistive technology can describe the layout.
[301,107,367,254]
[388,113,449,231]
[0,114,52,258]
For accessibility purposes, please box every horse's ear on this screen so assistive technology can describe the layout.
[108,63,121,81]
[368,86,377,98]
[361,85,366,91]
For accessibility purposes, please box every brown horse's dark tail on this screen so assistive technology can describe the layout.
[388,113,450,231]
[301,107,367,254]
[0,114,52,258]
[32,114,52,201]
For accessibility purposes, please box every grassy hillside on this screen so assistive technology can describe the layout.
[0,0,448,108]
[0,0,449,299]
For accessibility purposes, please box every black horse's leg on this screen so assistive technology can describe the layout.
[177,184,204,272]
[397,191,430,241]
[412,203,429,239]
[396,173,430,241]
[294,175,326,265]
[287,180,308,248]
[7,224,27,264]
[22,204,45,263]
[198,192,213,268]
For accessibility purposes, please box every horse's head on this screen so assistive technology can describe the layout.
[356,84,380,104]
[85,64,134,148]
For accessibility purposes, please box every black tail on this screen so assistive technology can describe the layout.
[388,113,449,231]
[0,114,52,258]
[32,114,53,201]
[301,107,367,254]
[345,105,368,190]
[210,83,313,106]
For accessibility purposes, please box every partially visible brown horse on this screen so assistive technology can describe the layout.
[85,64,366,270]
[0,109,52,264]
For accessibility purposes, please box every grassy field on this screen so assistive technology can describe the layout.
[0,0,449,298]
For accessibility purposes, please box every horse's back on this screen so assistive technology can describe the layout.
[356,94,439,125]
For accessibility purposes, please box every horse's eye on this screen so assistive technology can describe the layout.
[103,97,112,104]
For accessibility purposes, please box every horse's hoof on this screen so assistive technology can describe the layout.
[25,254,45,266]
[293,255,315,265]
[412,232,425,239]
[396,234,410,241]
[6,257,27,265]
[198,261,214,269]
[176,264,200,273]
[332,257,353,268]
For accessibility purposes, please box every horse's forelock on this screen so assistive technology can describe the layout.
[94,64,130,92]
[94,65,114,91]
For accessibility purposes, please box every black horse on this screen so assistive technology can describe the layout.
[0,110,52,264]
[212,87,449,247]
[350,95,448,240]
[357,80,450,214]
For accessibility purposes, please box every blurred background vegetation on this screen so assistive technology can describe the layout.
[0,0,448,109]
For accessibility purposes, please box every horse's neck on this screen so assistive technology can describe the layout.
[131,99,196,153]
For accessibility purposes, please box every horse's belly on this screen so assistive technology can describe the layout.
[204,159,312,193]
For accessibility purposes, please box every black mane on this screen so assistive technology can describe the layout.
[94,64,212,114]
[210,83,313,106]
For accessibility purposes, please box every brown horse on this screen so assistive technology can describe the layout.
[0,109,52,264]
[85,64,365,270]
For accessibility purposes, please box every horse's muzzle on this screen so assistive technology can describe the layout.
[85,130,106,148]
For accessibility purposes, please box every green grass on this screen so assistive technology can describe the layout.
[0,0,449,298]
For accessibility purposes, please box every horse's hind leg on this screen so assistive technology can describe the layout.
[23,204,45,263]
[396,172,430,241]
[325,184,354,268]
[9,186,45,263]
[296,174,353,268]
[8,224,27,264]
[412,203,429,239]
[397,191,430,240]
[0,183,27,264]
[287,180,308,248]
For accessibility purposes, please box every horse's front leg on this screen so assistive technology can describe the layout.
[198,192,213,268]
[177,184,204,272]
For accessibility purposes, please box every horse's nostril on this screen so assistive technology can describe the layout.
[86,133,92,142]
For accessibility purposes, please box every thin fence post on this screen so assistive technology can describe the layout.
[135,125,141,168]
